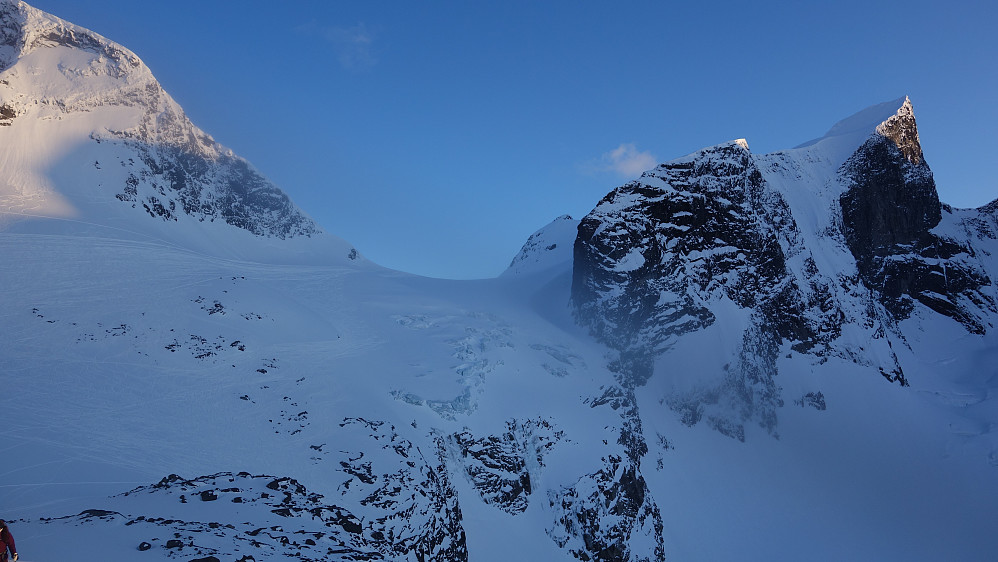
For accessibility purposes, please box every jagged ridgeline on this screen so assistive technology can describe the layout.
[573,97,997,438]
[4,1,998,561]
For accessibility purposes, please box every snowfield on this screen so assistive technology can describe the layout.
[1,1,998,561]
[2,221,996,561]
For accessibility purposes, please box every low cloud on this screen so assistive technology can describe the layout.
[325,23,377,70]
[601,143,657,177]
[297,21,378,71]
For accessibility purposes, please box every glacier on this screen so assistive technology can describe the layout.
[2,1,998,561]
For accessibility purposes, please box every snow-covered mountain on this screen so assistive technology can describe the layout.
[2,2,997,561]
[573,97,997,438]
[0,0,355,264]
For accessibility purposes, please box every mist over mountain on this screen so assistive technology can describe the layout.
[2,2,997,561]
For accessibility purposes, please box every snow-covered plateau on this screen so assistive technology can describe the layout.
[2,1,997,561]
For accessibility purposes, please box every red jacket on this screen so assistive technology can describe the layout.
[0,526,14,558]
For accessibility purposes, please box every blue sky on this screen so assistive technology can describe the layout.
[29,0,998,279]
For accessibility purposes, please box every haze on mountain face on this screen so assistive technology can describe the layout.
[2,2,998,561]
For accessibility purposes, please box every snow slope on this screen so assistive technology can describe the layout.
[0,0,355,265]
[1,2,997,561]
[3,197,996,562]
[0,232,626,561]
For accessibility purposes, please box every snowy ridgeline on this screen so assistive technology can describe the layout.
[0,0,354,265]
[3,128,998,561]
[2,1,998,561]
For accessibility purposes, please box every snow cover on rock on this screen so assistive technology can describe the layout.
[571,95,998,559]
[0,0,356,265]
[503,214,578,277]
[2,3,998,561]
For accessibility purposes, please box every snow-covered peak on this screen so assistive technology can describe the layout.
[503,214,578,277]
[658,138,751,168]
[2,8,998,556]
[790,96,915,169]
[2,0,140,69]
[0,0,217,154]
[816,96,910,142]
[0,1,361,264]
[0,1,157,112]
[874,96,922,164]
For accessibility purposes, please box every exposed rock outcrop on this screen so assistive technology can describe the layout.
[839,99,993,333]
[571,97,998,441]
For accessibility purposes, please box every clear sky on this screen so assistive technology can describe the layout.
[27,0,998,279]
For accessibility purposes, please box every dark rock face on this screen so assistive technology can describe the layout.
[550,386,665,562]
[452,426,533,514]
[0,3,27,71]
[450,419,561,515]
[874,100,924,165]
[573,141,807,356]
[97,76,319,239]
[573,141,814,435]
[840,138,939,262]
[962,199,998,239]
[548,454,664,562]
[795,391,826,410]
[334,418,467,561]
[0,102,16,125]
[572,99,997,428]
[839,106,993,333]
[115,142,318,239]
[114,462,466,561]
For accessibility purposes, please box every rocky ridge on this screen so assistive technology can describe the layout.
[4,3,998,561]
[573,97,998,439]
[839,103,993,333]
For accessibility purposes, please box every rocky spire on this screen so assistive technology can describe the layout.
[838,97,991,332]
[875,96,923,165]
